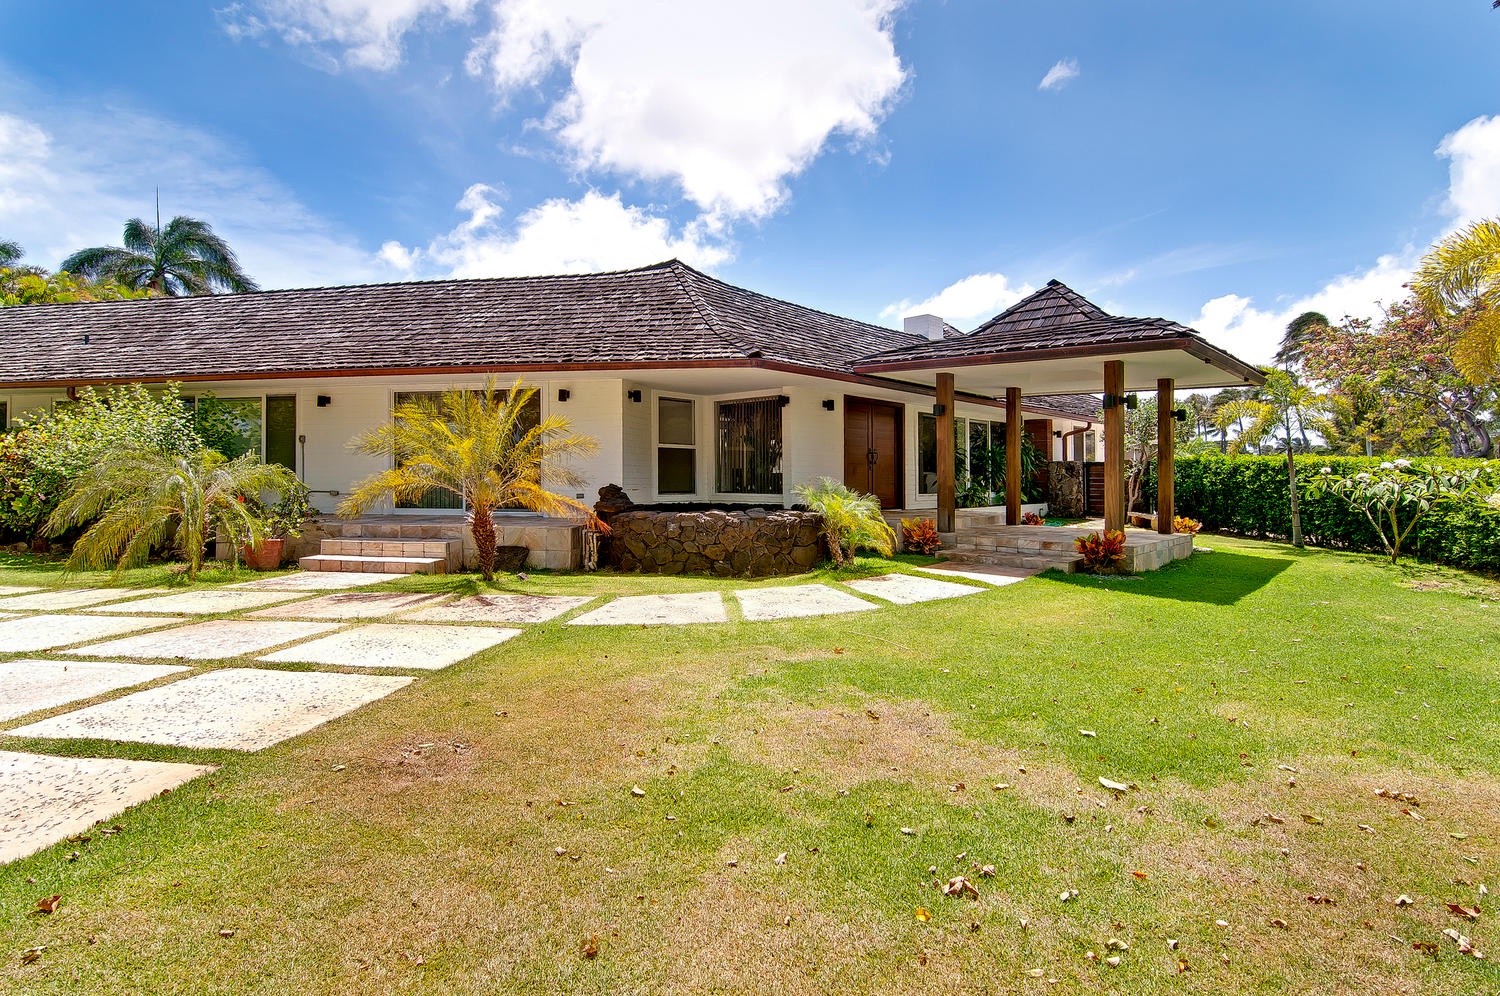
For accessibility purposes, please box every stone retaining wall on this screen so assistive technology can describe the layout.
[1047,461,1086,518]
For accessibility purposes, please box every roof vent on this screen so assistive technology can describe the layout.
[903,314,948,341]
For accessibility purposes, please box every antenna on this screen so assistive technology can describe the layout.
[155,187,161,237]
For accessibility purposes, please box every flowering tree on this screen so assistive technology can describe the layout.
[1306,459,1495,563]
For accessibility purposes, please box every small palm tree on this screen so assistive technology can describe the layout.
[60,216,258,296]
[1275,310,1328,370]
[792,477,896,568]
[340,378,600,581]
[1411,218,1500,383]
[0,240,22,267]
[46,449,299,580]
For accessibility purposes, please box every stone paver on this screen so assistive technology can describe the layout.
[916,564,1033,587]
[65,619,340,660]
[0,588,168,612]
[261,623,520,670]
[844,573,983,605]
[9,668,413,751]
[0,586,42,597]
[0,614,189,653]
[247,591,449,620]
[226,572,395,591]
[0,659,189,722]
[90,589,311,615]
[568,592,727,626]
[734,584,876,621]
[400,593,592,624]
[1,750,216,864]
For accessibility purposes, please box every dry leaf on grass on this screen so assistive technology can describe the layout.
[914,908,931,923]
[582,935,599,959]
[630,785,645,797]
[218,929,235,938]
[1099,777,1130,792]
[1307,894,1337,905]
[31,895,61,915]
[20,947,45,965]
[942,876,979,899]
[1301,813,1324,825]
[1446,904,1481,921]
[1395,895,1414,907]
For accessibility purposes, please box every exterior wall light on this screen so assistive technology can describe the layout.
[626,389,643,402]
[557,389,571,402]
[316,395,332,407]
[822,399,836,411]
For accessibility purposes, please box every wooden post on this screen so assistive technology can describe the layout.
[1157,377,1175,534]
[1103,360,1126,532]
[1005,387,1022,526]
[936,372,956,533]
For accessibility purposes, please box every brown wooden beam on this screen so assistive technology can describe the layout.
[1104,360,1126,532]
[1157,377,1175,534]
[936,372,956,533]
[1005,386,1022,526]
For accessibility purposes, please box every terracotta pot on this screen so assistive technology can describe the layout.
[242,538,286,571]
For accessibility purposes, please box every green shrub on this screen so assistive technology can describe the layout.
[793,477,896,568]
[1175,454,1500,571]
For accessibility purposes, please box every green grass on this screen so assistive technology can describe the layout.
[1,537,1498,993]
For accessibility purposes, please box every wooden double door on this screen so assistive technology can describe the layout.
[843,398,903,509]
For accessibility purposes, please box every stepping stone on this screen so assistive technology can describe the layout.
[916,564,1033,587]
[568,592,727,626]
[0,586,42,597]
[400,594,592,624]
[89,589,311,615]
[9,668,413,751]
[261,623,520,670]
[226,572,395,591]
[735,584,876,621]
[0,750,215,864]
[844,573,983,604]
[0,588,168,611]
[247,592,449,620]
[65,620,340,661]
[0,614,189,653]
[0,659,189,722]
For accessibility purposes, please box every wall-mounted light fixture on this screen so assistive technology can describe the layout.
[316,395,332,408]
[1052,429,1063,438]
[821,399,836,411]
[1101,393,1138,411]
[1171,407,1188,422]
[931,403,947,416]
[626,389,642,403]
[777,395,791,408]
[557,389,571,403]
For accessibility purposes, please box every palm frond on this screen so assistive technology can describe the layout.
[1412,218,1500,316]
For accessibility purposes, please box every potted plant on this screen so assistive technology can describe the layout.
[242,480,313,571]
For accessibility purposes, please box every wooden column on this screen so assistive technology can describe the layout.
[1157,377,1175,534]
[1103,360,1126,532]
[936,372,956,533]
[1005,387,1022,526]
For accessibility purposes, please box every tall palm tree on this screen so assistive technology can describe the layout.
[1411,218,1500,383]
[60,216,258,295]
[340,378,600,581]
[47,449,299,580]
[1275,310,1328,370]
[0,240,22,267]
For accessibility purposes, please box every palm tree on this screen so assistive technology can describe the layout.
[339,378,600,581]
[1411,218,1500,383]
[46,449,299,580]
[0,240,22,267]
[60,216,258,295]
[792,478,896,567]
[1275,310,1328,370]
[1216,369,1332,548]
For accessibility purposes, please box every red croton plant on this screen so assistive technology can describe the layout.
[1074,529,1127,573]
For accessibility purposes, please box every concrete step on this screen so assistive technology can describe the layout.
[956,532,1079,554]
[298,554,447,575]
[320,538,461,558]
[945,548,1082,573]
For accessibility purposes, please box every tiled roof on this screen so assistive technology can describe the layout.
[1023,394,1102,420]
[0,260,920,386]
[971,280,1107,336]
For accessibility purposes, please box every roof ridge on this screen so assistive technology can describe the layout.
[668,262,760,358]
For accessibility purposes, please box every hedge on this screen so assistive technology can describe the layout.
[1174,455,1500,572]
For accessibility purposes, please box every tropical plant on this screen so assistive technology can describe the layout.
[0,240,22,266]
[1410,218,1500,384]
[1306,460,1495,563]
[793,477,896,568]
[46,449,300,579]
[340,378,600,581]
[899,516,942,554]
[1,266,151,307]
[61,215,258,296]
[1275,310,1328,370]
[1216,369,1333,548]
[1020,510,1045,525]
[1173,515,1203,536]
[254,479,314,539]
[1074,529,1126,573]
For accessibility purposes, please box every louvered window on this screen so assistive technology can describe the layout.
[715,397,783,495]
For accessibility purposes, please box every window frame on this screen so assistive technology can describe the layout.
[655,396,697,496]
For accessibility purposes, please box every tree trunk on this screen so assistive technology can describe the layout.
[1285,443,1303,548]
[469,499,497,581]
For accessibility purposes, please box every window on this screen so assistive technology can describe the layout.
[0,402,7,432]
[716,396,783,494]
[265,395,297,471]
[657,397,695,495]
[917,413,937,494]
[1083,430,1098,462]
[392,389,541,510]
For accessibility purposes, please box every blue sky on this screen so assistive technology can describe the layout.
[3,1,1499,363]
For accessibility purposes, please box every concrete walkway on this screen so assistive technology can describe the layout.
[0,566,1020,863]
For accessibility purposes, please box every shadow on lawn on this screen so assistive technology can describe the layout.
[1048,549,1293,605]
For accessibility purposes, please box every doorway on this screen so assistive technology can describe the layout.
[843,398,903,509]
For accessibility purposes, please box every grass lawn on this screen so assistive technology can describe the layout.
[1,536,1498,993]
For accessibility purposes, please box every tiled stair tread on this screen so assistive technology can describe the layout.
[944,550,1081,573]
[298,555,447,575]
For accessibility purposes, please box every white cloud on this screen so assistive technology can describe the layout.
[1038,58,1079,92]
[383,184,731,278]
[218,0,478,71]
[1437,114,1500,227]
[0,107,380,290]
[881,272,1034,327]
[1190,252,1414,365]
